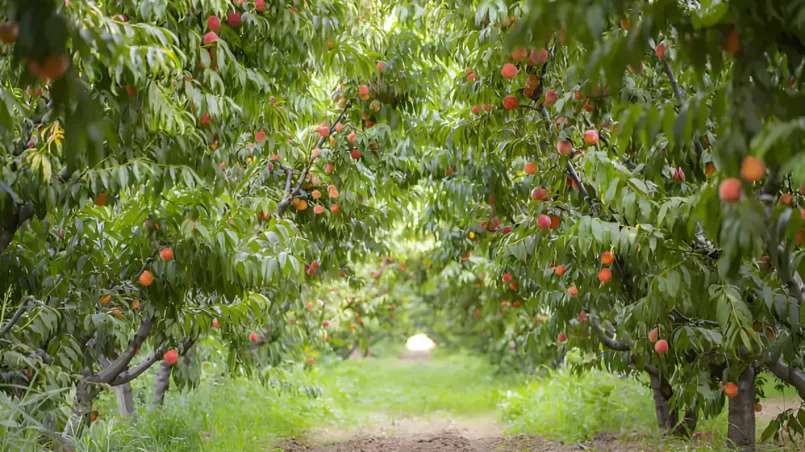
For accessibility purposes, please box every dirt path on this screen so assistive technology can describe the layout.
[756,395,802,420]
[273,416,649,452]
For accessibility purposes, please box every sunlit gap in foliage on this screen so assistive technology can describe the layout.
[406,333,436,351]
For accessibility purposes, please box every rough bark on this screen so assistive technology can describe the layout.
[649,373,697,436]
[113,382,134,417]
[649,373,676,431]
[728,365,756,450]
[62,317,153,438]
[151,360,172,408]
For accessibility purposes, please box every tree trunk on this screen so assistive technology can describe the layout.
[114,382,134,417]
[649,373,695,436]
[650,373,676,431]
[674,407,697,437]
[151,361,172,408]
[61,380,96,438]
[728,365,756,450]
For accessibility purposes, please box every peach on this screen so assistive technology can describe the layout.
[556,140,572,155]
[740,157,765,182]
[719,178,741,202]
[501,63,518,79]
[164,349,178,365]
[723,29,740,55]
[138,270,154,286]
[655,42,666,60]
[531,187,548,201]
[583,130,599,145]
[511,48,527,61]
[545,89,558,107]
[203,32,218,46]
[160,248,174,261]
[502,96,518,110]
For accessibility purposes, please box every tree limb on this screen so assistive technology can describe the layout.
[0,296,33,340]
[277,100,353,215]
[591,316,632,352]
[92,316,152,384]
[766,354,805,399]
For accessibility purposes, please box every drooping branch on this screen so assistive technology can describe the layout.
[277,100,353,215]
[0,296,34,340]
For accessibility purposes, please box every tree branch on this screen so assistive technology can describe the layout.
[581,116,636,170]
[111,349,164,386]
[0,296,33,340]
[277,100,353,215]
[591,316,632,352]
[111,335,196,386]
[670,308,719,327]
[661,60,683,103]
[766,355,805,399]
[92,316,152,384]
[659,58,705,161]
[282,165,294,194]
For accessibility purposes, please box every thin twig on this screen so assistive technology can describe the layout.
[581,116,636,170]
[670,308,718,327]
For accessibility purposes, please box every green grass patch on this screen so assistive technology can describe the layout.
[6,352,799,451]
[317,350,522,425]
[77,376,338,452]
[498,368,658,442]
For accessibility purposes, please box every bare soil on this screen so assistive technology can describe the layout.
[272,416,651,452]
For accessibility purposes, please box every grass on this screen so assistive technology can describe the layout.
[499,368,658,442]
[317,350,521,424]
[2,349,802,451]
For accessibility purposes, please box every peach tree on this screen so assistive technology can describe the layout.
[409,0,805,449]
[0,0,443,443]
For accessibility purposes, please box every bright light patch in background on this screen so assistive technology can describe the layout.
[406,333,436,351]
